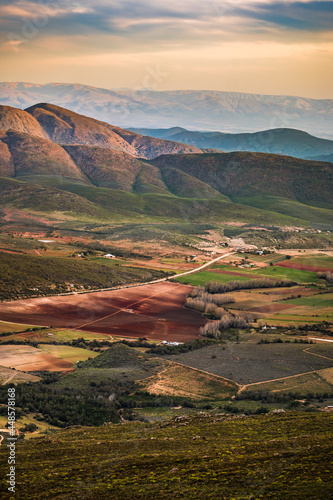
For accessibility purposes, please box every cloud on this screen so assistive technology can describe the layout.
[231,1,333,32]
[1,0,332,84]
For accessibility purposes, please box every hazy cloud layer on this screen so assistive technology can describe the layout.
[1,0,332,40]
[0,1,332,98]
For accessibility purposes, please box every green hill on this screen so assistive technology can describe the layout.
[151,152,333,208]
[0,177,109,220]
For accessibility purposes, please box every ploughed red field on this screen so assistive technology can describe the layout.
[0,282,206,342]
[248,303,296,314]
[278,261,333,272]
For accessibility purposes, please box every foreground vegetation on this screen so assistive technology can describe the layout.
[0,411,332,499]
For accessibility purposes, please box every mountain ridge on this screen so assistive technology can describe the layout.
[1,82,332,138]
[131,127,333,160]
[0,103,332,226]
[0,103,202,160]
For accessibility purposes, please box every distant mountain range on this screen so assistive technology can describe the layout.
[130,127,333,161]
[0,103,332,227]
[0,82,332,139]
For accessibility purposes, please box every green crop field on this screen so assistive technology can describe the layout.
[291,255,333,268]
[283,293,333,308]
[175,271,253,286]
[0,321,35,334]
[45,329,113,343]
[38,345,99,364]
[253,266,318,283]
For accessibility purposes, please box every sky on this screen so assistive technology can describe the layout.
[0,0,332,98]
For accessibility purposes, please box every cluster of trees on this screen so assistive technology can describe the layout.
[317,271,333,283]
[257,338,314,345]
[148,338,218,355]
[200,314,250,337]
[0,382,119,428]
[185,283,256,336]
[186,286,235,319]
[205,279,295,294]
[235,390,333,403]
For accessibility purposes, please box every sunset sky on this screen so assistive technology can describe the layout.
[0,0,332,98]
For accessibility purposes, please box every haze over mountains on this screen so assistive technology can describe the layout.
[1,83,332,139]
[0,102,332,227]
[131,127,333,161]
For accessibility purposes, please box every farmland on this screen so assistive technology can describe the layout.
[0,282,206,342]
[241,369,333,395]
[0,344,97,371]
[138,361,238,400]
[163,340,333,385]
[0,365,41,385]
[0,328,113,344]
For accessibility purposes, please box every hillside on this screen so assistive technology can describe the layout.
[0,103,201,159]
[0,103,202,160]
[0,130,87,181]
[0,103,332,225]
[0,105,48,139]
[0,412,331,499]
[1,82,332,137]
[0,250,168,300]
[132,127,333,160]
[64,145,169,194]
[151,152,333,208]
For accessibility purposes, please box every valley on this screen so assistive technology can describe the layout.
[0,99,332,499]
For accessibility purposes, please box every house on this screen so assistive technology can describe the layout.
[103,253,116,259]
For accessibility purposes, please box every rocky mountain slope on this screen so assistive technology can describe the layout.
[0,103,202,160]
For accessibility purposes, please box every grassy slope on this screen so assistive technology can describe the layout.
[0,252,168,301]
[0,176,111,220]
[232,194,333,225]
[138,361,238,400]
[0,412,331,499]
[56,180,310,225]
[0,365,41,384]
[151,152,333,208]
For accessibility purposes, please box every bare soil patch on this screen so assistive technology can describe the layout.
[0,345,74,372]
[139,361,237,399]
[248,303,297,314]
[278,262,333,272]
[0,283,205,342]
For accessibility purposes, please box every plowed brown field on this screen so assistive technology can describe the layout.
[278,262,333,272]
[0,283,205,342]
